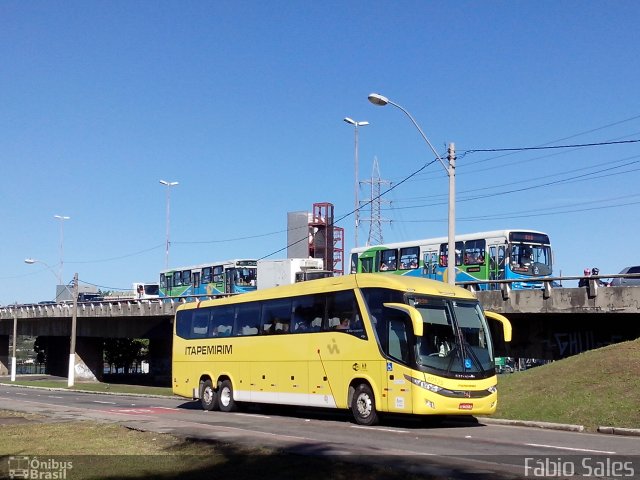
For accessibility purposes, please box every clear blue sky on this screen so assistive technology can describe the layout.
[2,1,639,304]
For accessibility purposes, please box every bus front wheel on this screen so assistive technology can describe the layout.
[200,379,219,411]
[351,383,379,426]
[218,379,238,412]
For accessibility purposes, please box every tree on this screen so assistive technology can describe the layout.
[104,338,148,374]
[33,336,47,366]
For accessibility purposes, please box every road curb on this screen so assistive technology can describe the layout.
[479,417,585,432]
[0,381,179,399]
[597,426,640,437]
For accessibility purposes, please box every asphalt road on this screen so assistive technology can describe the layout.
[1,385,639,479]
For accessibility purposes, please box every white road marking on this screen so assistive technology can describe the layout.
[351,425,407,434]
[92,400,117,405]
[231,412,271,419]
[526,443,616,454]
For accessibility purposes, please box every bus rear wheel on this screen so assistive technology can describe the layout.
[217,379,238,412]
[200,379,219,411]
[351,383,379,426]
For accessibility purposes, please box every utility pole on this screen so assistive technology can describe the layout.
[447,143,456,285]
[68,273,78,387]
[11,305,17,382]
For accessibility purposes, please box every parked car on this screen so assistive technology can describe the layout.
[609,266,640,286]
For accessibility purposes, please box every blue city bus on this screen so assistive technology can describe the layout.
[160,259,257,299]
[350,230,553,289]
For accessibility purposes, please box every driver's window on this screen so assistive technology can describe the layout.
[388,317,409,364]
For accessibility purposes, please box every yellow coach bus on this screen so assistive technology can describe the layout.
[172,273,511,425]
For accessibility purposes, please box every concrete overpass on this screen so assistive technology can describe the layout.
[1,282,639,383]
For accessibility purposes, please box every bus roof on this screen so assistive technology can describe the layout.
[350,229,550,254]
[176,273,476,312]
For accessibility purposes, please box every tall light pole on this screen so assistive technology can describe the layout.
[53,214,70,285]
[343,117,369,248]
[368,93,456,285]
[159,180,179,269]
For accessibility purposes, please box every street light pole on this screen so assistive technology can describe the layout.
[53,215,70,286]
[368,93,457,285]
[343,117,369,248]
[24,258,60,299]
[159,180,179,269]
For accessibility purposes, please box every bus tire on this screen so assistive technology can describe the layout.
[217,379,238,412]
[200,379,219,411]
[351,383,379,426]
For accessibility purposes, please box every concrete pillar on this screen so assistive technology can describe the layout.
[148,336,172,386]
[74,337,104,382]
[42,336,103,381]
[0,335,8,375]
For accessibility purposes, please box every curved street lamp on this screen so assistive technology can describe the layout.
[368,93,456,285]
[343,117,369,248]
[24,257,60,285]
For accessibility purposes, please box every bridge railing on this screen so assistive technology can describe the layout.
[3,273,640,313]
[456,272,640,299]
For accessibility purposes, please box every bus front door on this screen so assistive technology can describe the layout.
[225,269,235,294]
[488,245,506,290]
[385,319,412,414]
[423,251,439,281]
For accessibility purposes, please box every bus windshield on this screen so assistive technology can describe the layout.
[509,243,552,276]
[412,297,494,377]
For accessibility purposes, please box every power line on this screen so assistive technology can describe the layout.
[461,138,640,155]
[391,193,640,223]
[389,153,640,204]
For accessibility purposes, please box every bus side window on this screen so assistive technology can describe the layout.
[261,298,292,335]
[380,249,397,271]
[234,302,261,336]
[192,311,210,338]
[326,290,366,339]
[292,294,323,333]
[211,305,234,337]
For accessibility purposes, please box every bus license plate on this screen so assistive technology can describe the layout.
[458,403,473,410]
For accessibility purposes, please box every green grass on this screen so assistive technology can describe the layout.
[0,379,174,396]
[0,416,431,480]
[492,337,640,431]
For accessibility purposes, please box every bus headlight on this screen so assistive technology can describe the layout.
[487,385,497,394]
[405,374,442,393]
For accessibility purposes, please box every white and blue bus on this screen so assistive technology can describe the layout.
[350,230,553,289]
[160,259,257,299]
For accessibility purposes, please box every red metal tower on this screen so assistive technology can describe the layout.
[308,202,344,275]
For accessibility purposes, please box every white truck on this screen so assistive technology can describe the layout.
[103,282,160,301]
[257,258,333,289]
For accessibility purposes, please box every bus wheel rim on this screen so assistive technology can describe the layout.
[221,387,230,406]
[357,393,372,417]
[203,386,213,404]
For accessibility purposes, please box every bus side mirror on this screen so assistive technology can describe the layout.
[383,302,423,337]
[485,311,512,343]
